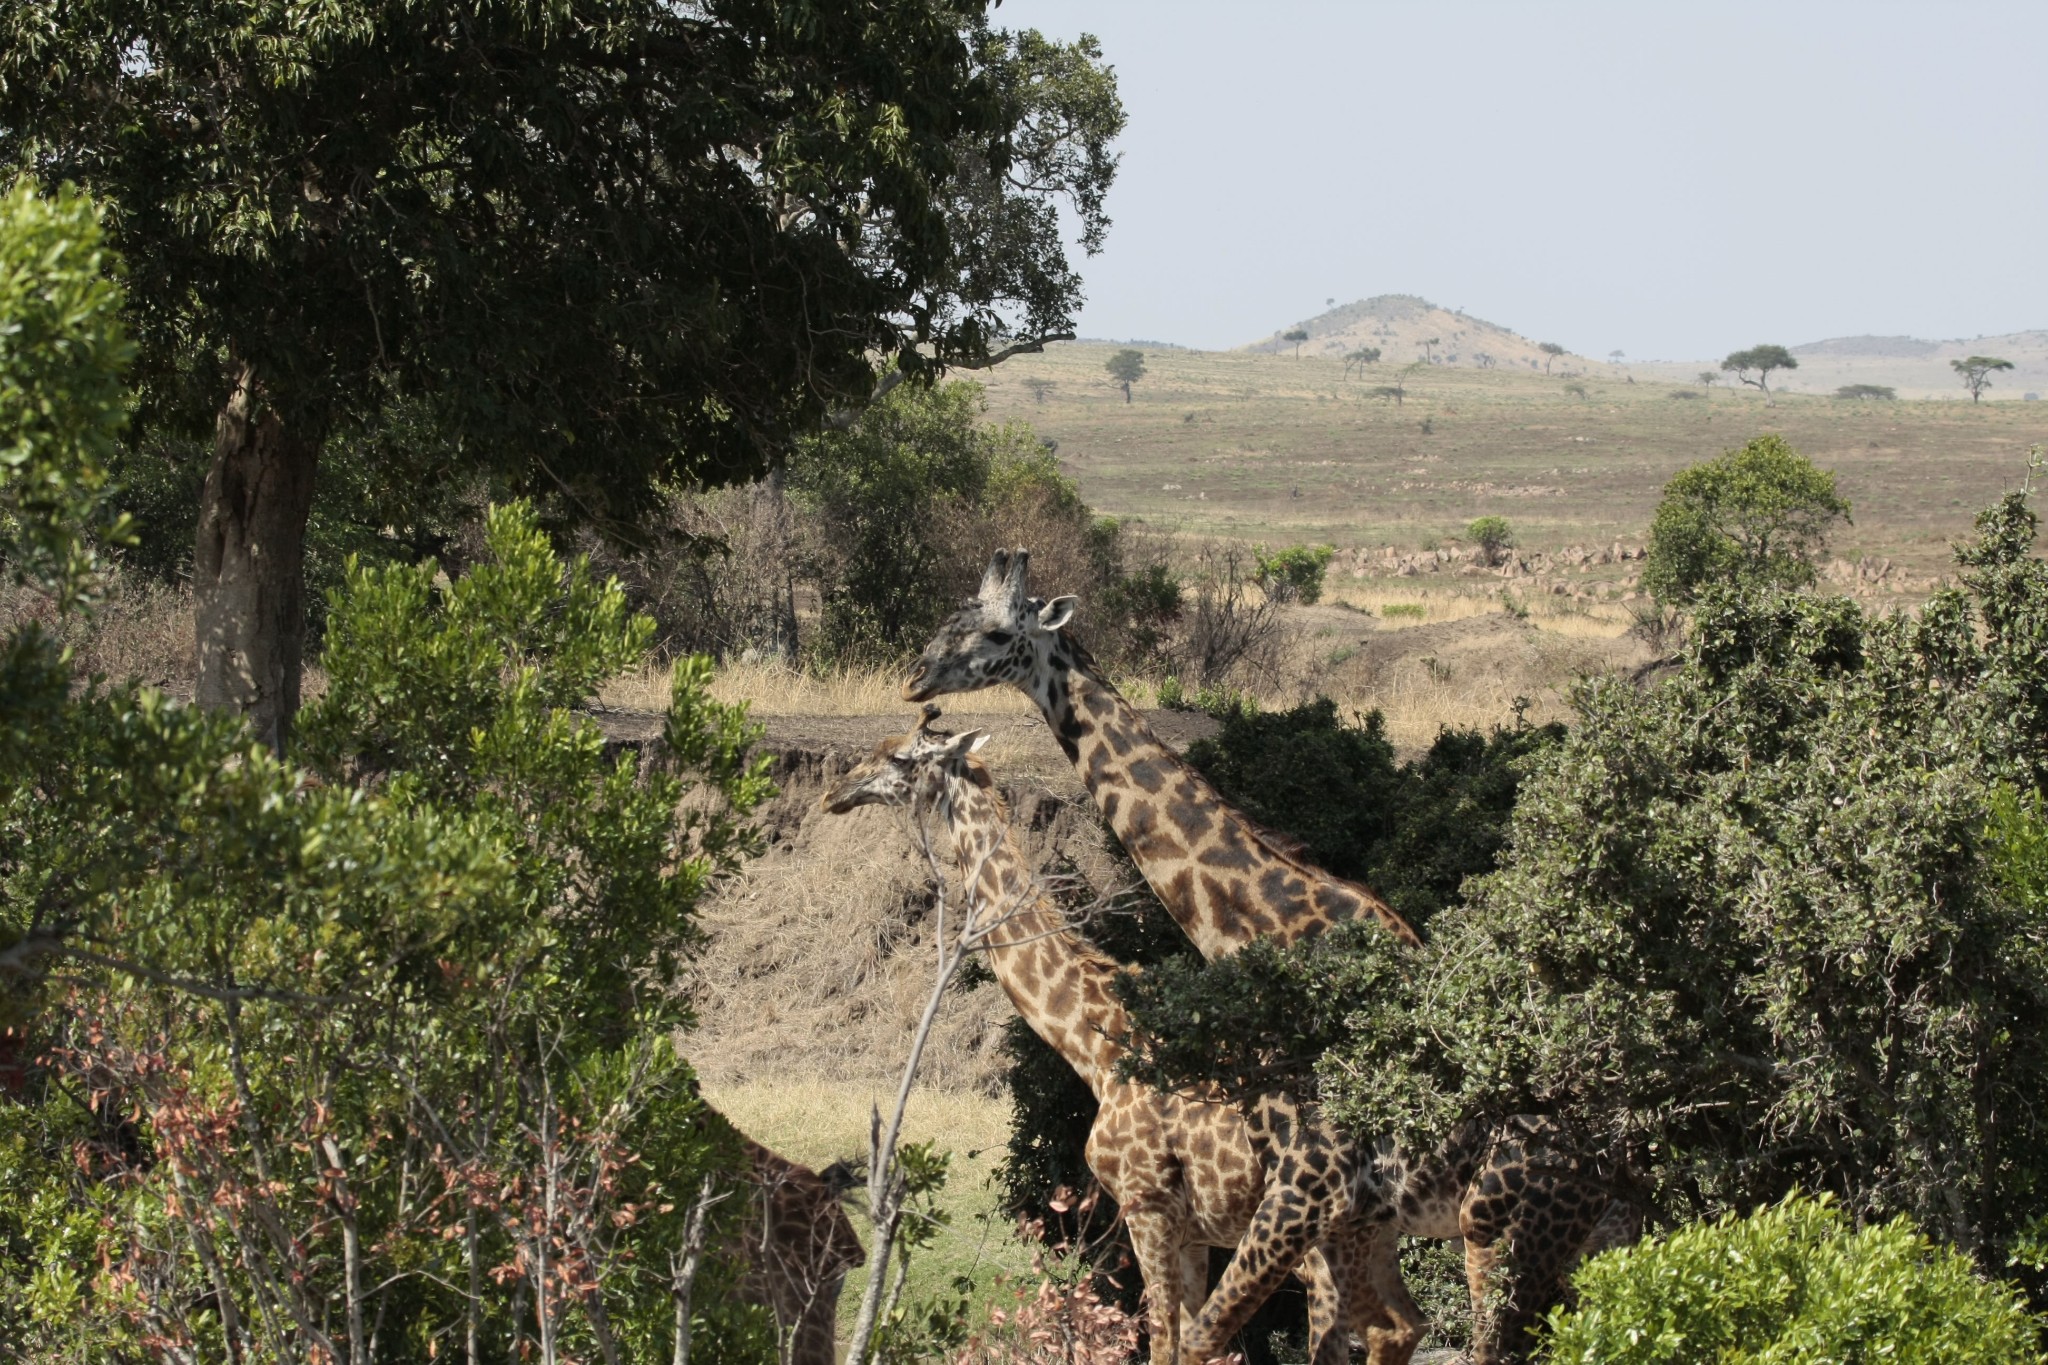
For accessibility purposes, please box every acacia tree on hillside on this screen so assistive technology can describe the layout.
[1722,344,1799,401]
[1954,355,2016,403]
[1106,348,1147,402]
[0,4,1122,747]
[1343,347,1382,377]
[1539,341,1567,373]
[1283,328,1310,357]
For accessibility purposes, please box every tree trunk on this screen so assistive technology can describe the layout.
[193,360,320,753]
[755,463,800,663]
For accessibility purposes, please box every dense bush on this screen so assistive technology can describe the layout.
[1544,1194,2043,1363]
[1121,492,2048,1273]
[4,505,781,1360]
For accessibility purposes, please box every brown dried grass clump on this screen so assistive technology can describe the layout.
[684,747,1116,1095]
[1,570,196,691]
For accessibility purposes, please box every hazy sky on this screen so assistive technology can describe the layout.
[994,1,2048,359]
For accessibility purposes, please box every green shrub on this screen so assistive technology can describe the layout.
[1642,434,1850,606]
[1381,601,1426,620]
[1544,1194,2044,1364]
[4,504,779,1360]
[1467,515,1515,565]
[1252,542,1335,605]
[1182,698,1561,931]
[790,380,1159,667]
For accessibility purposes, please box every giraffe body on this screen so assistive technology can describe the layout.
[730,1130,866,1365]
[822,717,1417,1365]
[904,550,1633,1363]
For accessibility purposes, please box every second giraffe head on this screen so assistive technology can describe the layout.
[903,548,1073,704]
[821,705,989,814]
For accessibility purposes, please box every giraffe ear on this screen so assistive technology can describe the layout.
[1037,596,1078,632]
[942,728,990,758]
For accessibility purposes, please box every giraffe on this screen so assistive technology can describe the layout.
[901,549,1628,1364]
[729,1128,866,1365]
[820,710,1421,1365]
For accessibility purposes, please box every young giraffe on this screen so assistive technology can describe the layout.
[730,1129,866,1365]
[820,711,1418,1365]
[902,550,1625,1364]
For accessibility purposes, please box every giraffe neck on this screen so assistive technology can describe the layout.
[934,760,1131,1099]
[1023,637,1419,957]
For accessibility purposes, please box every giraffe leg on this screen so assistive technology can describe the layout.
[1187,1184,1328,1362]
[1176,1241,1210,1360]
[1296,1246,1345,1365]
[1124,1207,1191,1365]
[1328,1221,1423,1365]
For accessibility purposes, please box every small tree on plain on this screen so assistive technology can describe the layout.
[1698,370,1718,389]
[1283,327,1309,358]
[1539,341,1566,374]
[1421,336,1440,363]
[1105,348,1146,403]
[1023,377,1057,405]
[1643,434,1849,606]
[1343,346,1382,377]
[1952,355,2015,403]
[1721,344,1798,401]
[1467,516,1515,567]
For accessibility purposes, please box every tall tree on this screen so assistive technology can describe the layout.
[1106,348,1146,402]
[1,2,1121,747]
[1539,341,1566,373]
[1343,347,1381,378]
[1721,344,1798,401]
[1283,328,1309,358]
[1953,355,2015,403]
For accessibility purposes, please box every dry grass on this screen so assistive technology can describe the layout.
[2,572,197,691]
[600,658,1040,717]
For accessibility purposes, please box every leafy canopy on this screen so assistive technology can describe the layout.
[1105,348,1147,384]
[1466,516,1515,564]
[1954,355,2016,401]
[1642,435,1849,606]
[0,2,1121,506]
[1721,344,1798,392]
[1252,543,1334,605]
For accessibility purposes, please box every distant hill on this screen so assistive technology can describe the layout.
[1792,335,1940,360]
[1639,329,2048,400]
[1243,294,1587,374]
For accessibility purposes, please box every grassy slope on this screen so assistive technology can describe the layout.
[978,343,2047,575]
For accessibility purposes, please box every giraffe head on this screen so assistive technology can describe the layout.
[821,705,990,814]
[903,548,1076,703]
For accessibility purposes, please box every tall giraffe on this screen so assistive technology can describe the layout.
[820,711,1420,1365]
[902,549,1624,1363]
